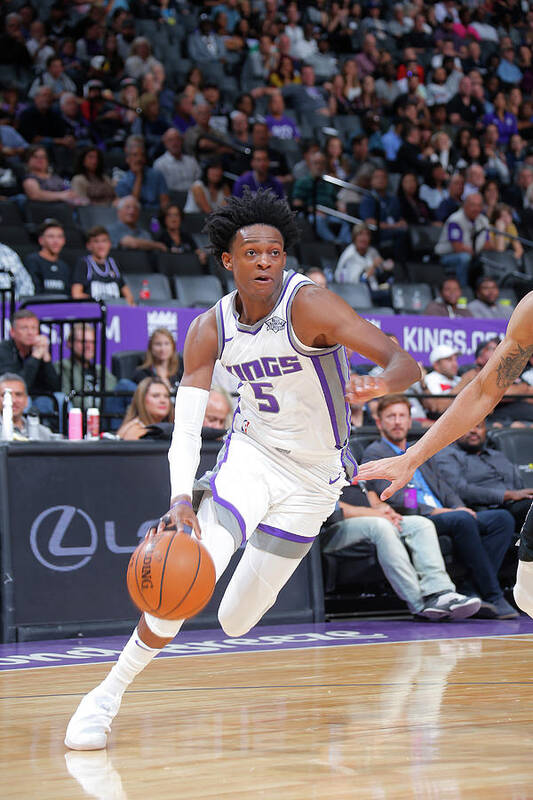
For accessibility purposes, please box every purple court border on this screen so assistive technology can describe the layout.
[1,618,533,672]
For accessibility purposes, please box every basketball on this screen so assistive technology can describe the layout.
[127,530,216,620]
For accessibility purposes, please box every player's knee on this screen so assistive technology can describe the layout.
[217,608,254,638]
[144,612,183,639]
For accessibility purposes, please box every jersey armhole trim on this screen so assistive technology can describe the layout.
[286,281,343,357]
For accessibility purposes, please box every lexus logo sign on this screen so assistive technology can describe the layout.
[30,506,98,572]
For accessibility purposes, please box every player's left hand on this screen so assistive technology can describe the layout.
[345,374,388,404]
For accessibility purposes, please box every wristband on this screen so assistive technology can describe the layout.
[170,500,193,511]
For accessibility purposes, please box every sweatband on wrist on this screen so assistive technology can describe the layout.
[168,386,209,500]
[170,500,193,510]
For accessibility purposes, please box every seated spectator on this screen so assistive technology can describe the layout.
[397,171,431,224]
[463,163,487,200]
[57,322,117,410]
[124,37,162,81]
[184,158,231,214]
[58,93,93,148]
[28,55,76,100]
[434,193,492,287]
[359,167,408,258]
[422,344,461,417]
[133,327,183,392]
[292,150,351,245]
[497,45,523,86]
[232,148,284,199]
[335,223,394,304]
[108,195,167,252]
[187,15,227,74]
[130,92,170,161]
[24,219,71,296]
[183,103,231,159]
[153,129,201,193]
[155,204,206,265]
[322,477,480,620]
[0,114,28,158]
[71,147,116,206]
[362,394,518,619]
[0,13,32,69]
[172,92,196,135]
[483,179,501,221]
[424,277,472,318]
[268,54,301,89]
[324,135,350,182]
[282,64,333,116]
[435,172,464,222]
[202,387,232,436]
[71,226,134,305]
[489,204,524,262]
[117,376,174,440]
[435,418,533,530]
[0,309,60,400]
[264,91,300,141]
[22,145,81,205]
[0,373,56,441]
[420,164,449,213]
[468,277,514,320]
[115,136,169,211]
[483,91,518,146]
[446,76,484,128]
[18,87,71,148]
[304,267,328,288]
[0,242,34,300]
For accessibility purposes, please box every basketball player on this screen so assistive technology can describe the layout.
[358,291,533,620]
[65,190,420,750]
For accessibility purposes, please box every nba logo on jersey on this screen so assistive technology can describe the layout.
[264,316,286,332]
[241,419,250,434]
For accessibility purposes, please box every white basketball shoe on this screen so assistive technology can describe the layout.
[65,687,122,750]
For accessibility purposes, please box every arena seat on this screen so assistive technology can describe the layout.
[487,429,533,488]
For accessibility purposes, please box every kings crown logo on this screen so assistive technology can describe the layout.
[265,316,286,332]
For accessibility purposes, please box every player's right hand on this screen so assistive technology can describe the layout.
[162,498,202,540]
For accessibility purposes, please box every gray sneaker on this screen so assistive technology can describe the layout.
[492,596,520,620]
[426,591,481,620]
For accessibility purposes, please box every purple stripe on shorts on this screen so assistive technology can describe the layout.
[311,355,341,447]
[210,474,246,545]
[257,523,316,543]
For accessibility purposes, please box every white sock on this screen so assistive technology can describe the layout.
[514,560,533,618]
[99,628,160,697]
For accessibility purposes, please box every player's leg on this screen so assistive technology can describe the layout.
[65,498,238,751]
[218,542,303,637]
[514,501,533,616]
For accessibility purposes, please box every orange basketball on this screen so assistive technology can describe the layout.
[127,531,216,620]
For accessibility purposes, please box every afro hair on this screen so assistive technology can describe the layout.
[203,188,300,265]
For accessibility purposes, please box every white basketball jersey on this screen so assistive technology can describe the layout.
[214,270,356,477]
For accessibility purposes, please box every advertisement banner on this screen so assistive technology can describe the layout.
[0,441,324,642]
[20,302,509,368]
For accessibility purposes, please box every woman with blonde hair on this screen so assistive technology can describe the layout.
[133,327,183,391]
[117,376,174,440]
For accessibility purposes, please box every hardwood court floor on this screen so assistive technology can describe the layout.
[2,635,533,799]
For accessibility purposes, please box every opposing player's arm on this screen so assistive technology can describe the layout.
[292,285,421,402]
[165,309,219,537]
[358,292,533,498]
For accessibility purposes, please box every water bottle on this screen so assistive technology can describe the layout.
[26,409,40,440]
[402,482,418,515]
[68,408,83,440]
[412,288,422,311]
[395,286,404,309]
[2,387,13,441]
[139,279,151,301]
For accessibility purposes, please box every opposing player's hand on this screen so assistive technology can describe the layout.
[345,375,388,405]
[357,454,415,501]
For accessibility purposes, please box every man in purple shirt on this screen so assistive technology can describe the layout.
[232,148,285,199]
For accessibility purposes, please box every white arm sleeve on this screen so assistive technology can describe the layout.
[168,386,210,500]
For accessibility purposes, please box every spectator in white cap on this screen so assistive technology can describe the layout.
[421,344,461,418]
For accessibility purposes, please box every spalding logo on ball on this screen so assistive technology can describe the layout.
[127,530,216,619]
